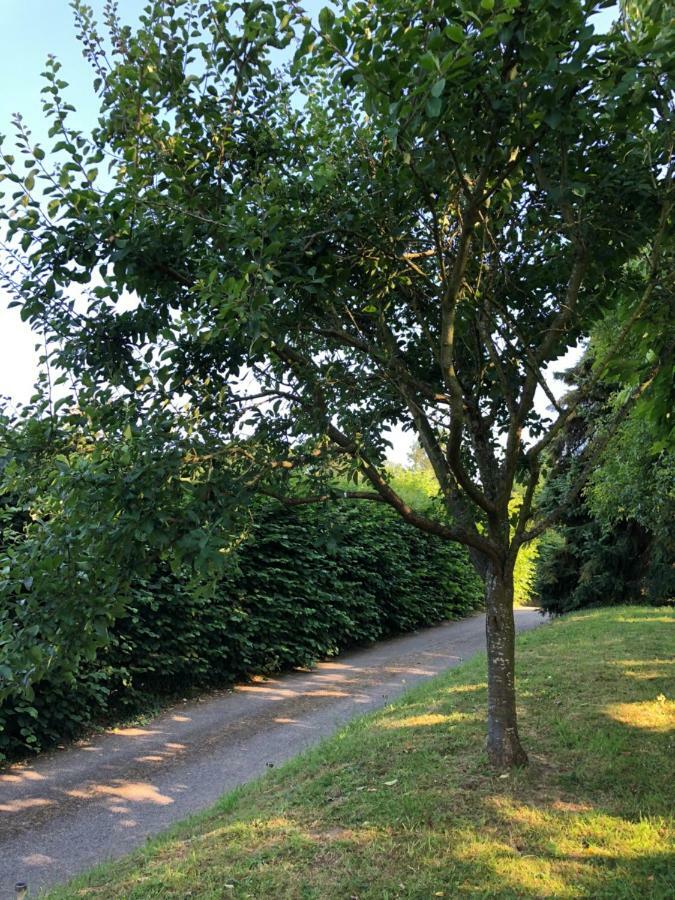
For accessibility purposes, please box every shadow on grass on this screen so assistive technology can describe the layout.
[51,608,675,899]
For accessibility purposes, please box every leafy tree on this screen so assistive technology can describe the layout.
[0,0,672,766]
[535,340,673,613]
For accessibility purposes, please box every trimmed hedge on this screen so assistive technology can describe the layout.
[0,501,482,760]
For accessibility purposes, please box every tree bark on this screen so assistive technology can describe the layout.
[484,563,528,768]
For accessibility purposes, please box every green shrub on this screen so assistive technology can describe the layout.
[0,501,482,761]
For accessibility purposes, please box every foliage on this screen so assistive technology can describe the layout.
[535,516,665,615]
[1,0,670,559]
[535,361,674,614]
[0,402,256,711]
[513,531,538,606]
[47,607,675,900]
[0,479,481,760]
[0,0,672,765]
[586,414,674,531]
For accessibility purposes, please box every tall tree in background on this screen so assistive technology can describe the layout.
[1,0,672,766]
[535,317,674,615]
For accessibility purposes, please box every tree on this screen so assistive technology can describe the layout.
[535,354,674,613]
[0,0,672,767]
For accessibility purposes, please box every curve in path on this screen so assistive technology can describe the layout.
[0,608,544,898]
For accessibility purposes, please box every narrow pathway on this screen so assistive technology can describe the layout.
[0,609,544,897]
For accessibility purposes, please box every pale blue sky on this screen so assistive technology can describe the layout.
[0,1,149,408]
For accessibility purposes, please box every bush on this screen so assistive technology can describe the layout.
[0,500,482,761]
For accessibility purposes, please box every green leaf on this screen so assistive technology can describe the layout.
[444,24,464,43]
[318,7,335,32]
[431,77,446,97]
[544,109,562,129]
[419,51,439,72]
[425,96,443,118]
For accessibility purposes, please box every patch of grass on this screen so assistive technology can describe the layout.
[48,607,674,899]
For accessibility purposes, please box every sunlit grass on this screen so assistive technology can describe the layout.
[49,606,674,899]
[605,697,674,733]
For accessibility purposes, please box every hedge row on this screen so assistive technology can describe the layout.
[0,501,483,760]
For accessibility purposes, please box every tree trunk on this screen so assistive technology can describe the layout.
[484,564,528,768]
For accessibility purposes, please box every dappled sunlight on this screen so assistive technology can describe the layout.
[615,614,674,625]
[93,781,174,806]
[464,795,674,896]
[551,800,593,813]
[303,689,351,698]
[620,668,671,682]
[135,742,187,764]
[613,658,674,668]
[66,780,174,806]
[26,608,671,899]
[445,827,573,898]
[272,717,315,728]
[0,796,54,813]
[378,711,478,730]
[485,795,551,831]
[381,665,440,676]
[314,662,366,673]
[68,787,672,900]
[486,795,672,859]
[191,814,385,863]
[312,673,361,684]
[0,768,45,784]
[111,727,161,738]
[236,684,301,698]
[21,853,54,867]
[235,682,353,700]
[305,825,371,845]
[605,697,674,732]
[443,682,486,695]
[611,658,674,683]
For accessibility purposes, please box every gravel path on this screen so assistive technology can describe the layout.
[0,608,545,898]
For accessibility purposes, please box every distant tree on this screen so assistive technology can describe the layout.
[1,0,672,766]
[406,441,434,475]
[535,356,674,612]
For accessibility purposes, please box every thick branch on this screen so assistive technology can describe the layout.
[324,422,501,564]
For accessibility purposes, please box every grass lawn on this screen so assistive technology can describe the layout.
[49,607,674,899]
